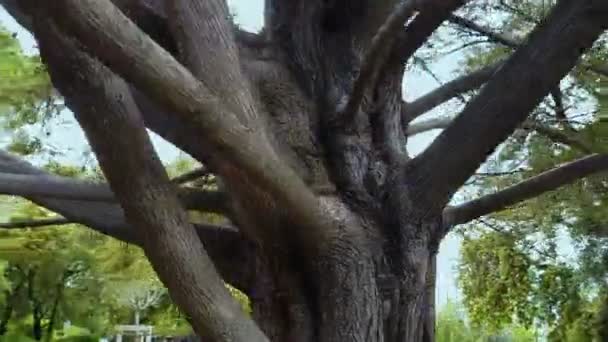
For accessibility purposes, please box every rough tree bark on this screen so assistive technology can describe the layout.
[0,0,607,341]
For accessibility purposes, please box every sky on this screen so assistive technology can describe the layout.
[0,1,466,307]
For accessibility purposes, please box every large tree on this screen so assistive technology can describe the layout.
[0,0,607,341]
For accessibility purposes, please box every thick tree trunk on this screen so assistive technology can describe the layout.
[233,214,437,342]
[9,0,606,341]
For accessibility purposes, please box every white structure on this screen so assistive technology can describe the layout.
[114,324,154,342]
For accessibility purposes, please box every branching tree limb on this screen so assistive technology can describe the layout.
[0,150,252,292]
[29,13,267,340]
[0,149,134,242]
[406,0,608,212]
[393,0,466,66]
[339,0,418,123]
[444,154,608,228]
[39,0,334,255]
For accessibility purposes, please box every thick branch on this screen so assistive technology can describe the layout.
[0,0,261,169]
[392,0,466,65]
[0,172,229,214]
[166,0,259,125]
[407,0,608,212]
[31,15,266,340]
[405,62,501,120]
[405,116,593,153]
[0,152,253,292]
[339,0,418,123]
[449,14,608,78]
[39,0,334,255]
[444,154,608,227]
[0,150,135,242]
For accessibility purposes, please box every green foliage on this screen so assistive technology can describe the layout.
[0,28,50,110]
[458,232,534,330]
[436,299,538,342]
[451,1,608,339]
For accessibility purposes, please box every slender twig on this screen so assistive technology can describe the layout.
[448,14,608,78]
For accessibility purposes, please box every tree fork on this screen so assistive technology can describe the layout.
[2,0,608,341]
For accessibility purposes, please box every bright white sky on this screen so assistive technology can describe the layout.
[0,1,465,307]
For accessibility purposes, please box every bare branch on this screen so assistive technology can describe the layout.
[0,0,261,168]
[339,0,418,123]
[407,0,608,212]
[0,172,113,201]
[444,154,608,227]
[0,218,71,229]
[30,15,266,340]
[0,152,253,293]
[35,0,335,255]
[406,112,594,154]
[0,171,228,214]
[405,62,501,120]
[406,116,452,136]
[449,14,608,78]
[0,149,135,242]
[448,14,518,48]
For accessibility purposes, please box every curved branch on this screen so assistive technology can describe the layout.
[37,0,335,255]
[444,154,608,227]
[406,0,608,212]
[392,0,466,65]
[339,0,418,123]
[31,15,266,340]
[0,0,260,168]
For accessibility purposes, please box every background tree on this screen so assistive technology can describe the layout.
[424,1,608,340]
[0,0,606,341]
